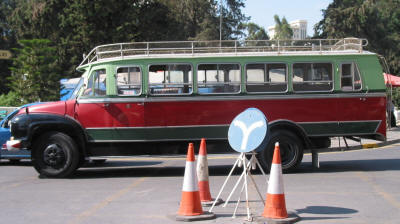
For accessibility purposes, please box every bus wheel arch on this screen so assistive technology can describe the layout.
[30,121,88,168]
[31,131,80,178]
[258,121,308,172]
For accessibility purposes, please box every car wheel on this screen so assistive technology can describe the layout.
[32,132,80,178]
[258,130,304,172]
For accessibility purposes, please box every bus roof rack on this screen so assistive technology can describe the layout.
[79,38,368,67]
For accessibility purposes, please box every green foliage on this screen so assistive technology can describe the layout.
[314,0,400,75]
[0,0,249,101]
[1,0,249,79]
[272,15,293,40]
[0,0,17,94]
[243,22,269,41]
[0,91,20,107]
[9,39,61,104]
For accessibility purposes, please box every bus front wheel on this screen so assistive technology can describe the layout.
[258,130,304,172]
[32,132,80,178]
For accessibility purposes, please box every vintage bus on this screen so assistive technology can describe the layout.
[7,38,386,177]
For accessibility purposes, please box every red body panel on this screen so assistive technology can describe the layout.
[144,98,338,126]
[144,97,385,127]
[73,95,386,138]
[21,95,386,138]
[74,102,114,128]
[27,101,66,116]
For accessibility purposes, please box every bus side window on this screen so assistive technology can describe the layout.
[116,66,141,96]
[292,63,333,92]
[246,63,287,93]
[341,62,362,91]
[82,69,106,96]
[197,63,241,94]
[148,64,192,95]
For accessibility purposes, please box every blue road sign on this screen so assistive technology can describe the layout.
[228,108,268,153]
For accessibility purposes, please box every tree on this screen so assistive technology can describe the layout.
[0,91,20,106]
[3,0,250,98]
[272,15,293,40]
[9,39,60,104]
[163,0,249,41]
[244,22,269,40]
[0,0,17,94]
[314,0,400,75]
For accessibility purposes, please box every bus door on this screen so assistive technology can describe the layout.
[336,62,382,135]
[111,66,145,128]
[75,68,115,141]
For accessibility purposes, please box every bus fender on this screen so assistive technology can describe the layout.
[10,113,88,157]
[268,119,312,149]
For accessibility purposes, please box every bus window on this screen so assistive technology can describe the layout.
[149,64,192,95]
[341,62,362,91]
[82,69,106,96]
[197,63,241,94]
[116,66,141,96]
[292,63,333,92]
[246,63,287,93]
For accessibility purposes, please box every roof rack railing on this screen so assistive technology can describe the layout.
[79,38,368,67]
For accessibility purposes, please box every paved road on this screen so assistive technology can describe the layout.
[0,145,400,224]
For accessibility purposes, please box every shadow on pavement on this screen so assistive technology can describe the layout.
[71,164,238,179]
[296,206,358,221]
[296,206,358,215]
[0,160,32,166]
[295,158,400,173]
[68,157,400,178]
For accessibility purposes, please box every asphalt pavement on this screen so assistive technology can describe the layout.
[1,128,400,224]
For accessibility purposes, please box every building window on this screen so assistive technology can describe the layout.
[246,63,287,93]
[197,63,241,94]
[292,63,333,92]
[341,62,362,91]
[149,64,192,95]
[116,66,141,96]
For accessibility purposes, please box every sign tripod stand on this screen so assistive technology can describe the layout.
[209,108,269,221]
[209,150,268,220]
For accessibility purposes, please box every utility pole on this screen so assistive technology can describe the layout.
[219,0,222,47]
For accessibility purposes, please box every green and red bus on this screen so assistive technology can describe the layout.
[7,38,386,177]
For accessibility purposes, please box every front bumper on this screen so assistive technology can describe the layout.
[1,142,30,160]
[5,139,22,152]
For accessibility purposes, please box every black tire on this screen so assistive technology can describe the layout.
[32,132,80,178]
[258,130,304,172]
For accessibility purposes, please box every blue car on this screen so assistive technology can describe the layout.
[0,103,42,162]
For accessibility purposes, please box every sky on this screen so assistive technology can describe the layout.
[242,0,333,37]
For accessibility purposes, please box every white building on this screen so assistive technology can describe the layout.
[268,19,307,40]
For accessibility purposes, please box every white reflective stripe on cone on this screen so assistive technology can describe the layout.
[197,155,209,182]
[267,163,284,194]
[183,161,199,192]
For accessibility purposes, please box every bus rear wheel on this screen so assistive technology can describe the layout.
[258,130,303,172]
[32,132,80,178]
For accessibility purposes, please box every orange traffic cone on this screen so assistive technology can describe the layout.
[176,143,216,221]
[260,142,300,223]
[262,142,288,219]
[197,138,223,206]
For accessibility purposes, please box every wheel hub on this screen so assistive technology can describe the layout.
[280,143,297,166]
[43,144,65,167]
